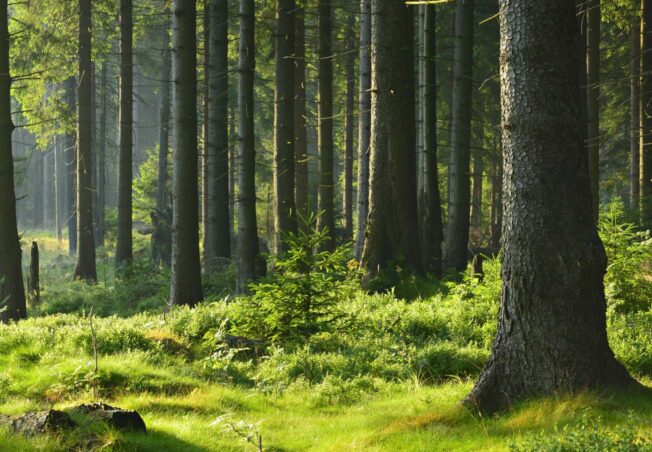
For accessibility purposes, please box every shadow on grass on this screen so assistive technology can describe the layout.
[122,429,209,452]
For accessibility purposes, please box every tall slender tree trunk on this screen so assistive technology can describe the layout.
[632,18,641,213]
[317,0,335,249]
[96,62,107,247]
[116,0,133,268]
[355,0,371,259]
[33,152,44,228]
[586,0,600,221]
[55,136,63,241]
[201,0,210,255]
[470,112,484,245]
[273,0,296,254]
[641,0,652,228]
[0,0,26,322]
[64,78,77,256]
[421,5,443,276]
[236,0,261,294]
[489,142,503,250]
[464,0,637,413]
[74,0,97,282]
[294,5,309,230]
[361,0,422,280]
[44,151,52,227]
[445,0,474,271]
[416,6,425,199]
[170,0,203,306]
[343,12,356,241]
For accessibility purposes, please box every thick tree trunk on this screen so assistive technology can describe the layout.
[96,62,107,247]
[641,0,652,227]
[631,19,641,213]
[420,5,443,276]
[116,0,133,268]
[236,0,261,294]
[343,12,356,241]
[355,0,371,259]
[273,0,297,255]
[586,0,600,221]
[317,0,335,249]
[169,0,203,306]
[64,78,76,257]
[74,0,97,282]
[464,0,637,413]
[361,0,422,279]
[294,5,309,231]
[0,0,27,321]
[445,0,474,272]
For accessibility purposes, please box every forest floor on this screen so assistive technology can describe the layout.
[0,230,650,451]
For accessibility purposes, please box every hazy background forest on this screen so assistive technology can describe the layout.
[0,0,652,450]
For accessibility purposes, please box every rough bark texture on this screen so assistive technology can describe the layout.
[464,0,637,413]
[169,0,203,306]
[355,0,371,259]
[294,5,309,230]
[343,12,356,241]
[641,0,652,228]
[631,19,641,212]
[317,0,335,249]
[420,5,443,276]
[586,0,600,221]
[74,0,97,282]
[236,0,261,294]
[361,0,422,279]
[273,0,297,254]
[0,0,27,321]
[116,0,134,267]
[445,0,474,272]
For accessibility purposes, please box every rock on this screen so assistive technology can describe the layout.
[73,403,146,433]
[0,410,75,436]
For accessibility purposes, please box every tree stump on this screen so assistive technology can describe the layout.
[27,241,40,304]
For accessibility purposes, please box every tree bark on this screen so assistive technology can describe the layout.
[631,18,641,213]
[96,62,107,247]
[64,77,77,257]
[55,136,63,241]
[343,12,356,241]
[273,0,297,255]
[0,0,27,321]
[361,0,422,279]
[169,0,203,306]
[317,0,335,249]
[116,0,133,268]
[420,5,443,276]
[464,0,637,413]
[28,242,40,305]
[586,0,600,221]
[355,0,371,259]
[641,0,652,228]
[445,0,474,272]
[294,5,309,231]
[74,0,97,282]
[236,0,261,294]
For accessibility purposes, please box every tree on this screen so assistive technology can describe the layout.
[355,0,371,259]
[464,0,637,412]
[631,16,641,211]
[273,0,297,254]
[361,0,422,279]
[294,4,309,230]
[420,4,443,276]
[116,0,134,268]
[169,0,203,306]
[96,62,107,247]
[74,0,97,282]
[342,12,356,241]
[445,0,474,272]
[236,0,261,294]
[0,0,27,322]
[64,78,77,257]
[587,0,601,221]
[641,0,652,227]
[317,0,335,249]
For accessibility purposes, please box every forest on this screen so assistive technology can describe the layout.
[0,0,652,450]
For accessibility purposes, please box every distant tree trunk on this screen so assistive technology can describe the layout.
[96,62,107,247]
[90,64,98,244]
[361,0,422,280]
[74,0,97,282]
[28,242,40,304]
[154,14,171,267]
[317,0,335,249]
[64,77,77,256]
[44,151,52,227]
[294,5,309,230]
[420,5,443,276]
[586,0,600,221]
[445,0,474,271]
[116,0,133,268]
[470,115,484,245]
[416,6,425,199]
[642,0,652,228]
[201,0,210,254]
[236,0,261,294]
[55,136,63,241]
[355,0,371,259]
[632,18,641,213]
[490,139,502,250]
[343,12,356,241]
[169,0,203,306]
[273,0,297,255]
[229,109,236,236]
[32,152,44,229]
[464,0,637,413]
[0,0,27,321]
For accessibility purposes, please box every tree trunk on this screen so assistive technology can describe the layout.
[464,0,637,413]
[490,139,502,250]
[201,0,210,258]
[355,0,371,259]
[273,0,297,255]
[169,0,203,306]
[96,62,107,247]
[586,0,600,221]
[470,114,484,245]
[74,0,97,282]
[445,0,474,272]
[420,5,443,276]
[361,0,422,279]
[0,0,27,321]
[28,242,40,305]
[55,136,63,241]
[641,0,652,227]
[294,5,309,231]
[116,0,133,268]
[317,0,335,249]
[236,0,261,294]
[32,151,44,229]
[631,18,641,213]
[64,77,77,257]
[343,12,356,241]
